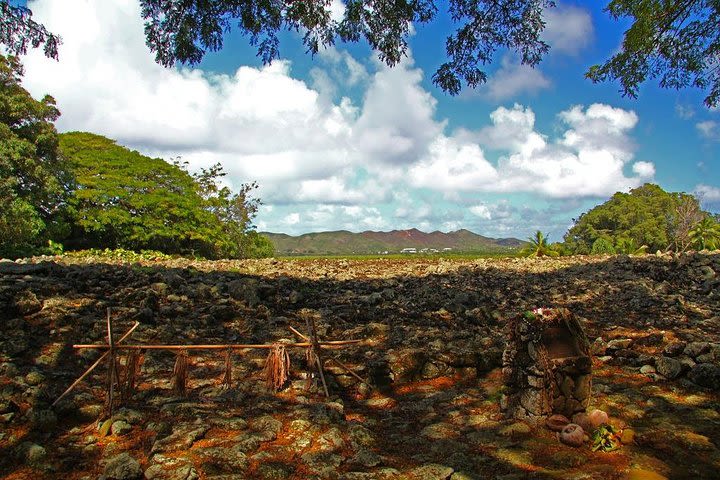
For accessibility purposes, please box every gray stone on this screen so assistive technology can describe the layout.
[350,449,382,468]
[194,446,248,472]
[408,463,454,480]
[101,452,142,480]
[684,342,711,359]
[111,420,132,436]
[688,363,720,390]
[145,464,199,480]
[249,415,282,441]
[25,370,45,386]
[151,425,208,453]
[656,356,683,379]
[12,290,43,315]
[640,365,657,374]
[17,442,47,467]
[29,408,57,432]
[606,338,633,350]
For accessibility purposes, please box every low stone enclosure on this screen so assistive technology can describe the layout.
[501,307,592,420]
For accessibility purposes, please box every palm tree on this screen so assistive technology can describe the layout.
[688,217,720,250]
[523,231,559,257]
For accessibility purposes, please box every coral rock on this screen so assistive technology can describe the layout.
[559,423,585,447]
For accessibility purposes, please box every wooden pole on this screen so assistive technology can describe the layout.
[72,340,364,350]
[306,316,329,397]
[106,308,117,417]
[52,321,139,407]
[328,357,372,389]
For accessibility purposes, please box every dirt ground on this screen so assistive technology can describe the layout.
[0,252,718,479]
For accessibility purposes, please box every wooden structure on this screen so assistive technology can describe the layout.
[53,309,369,416]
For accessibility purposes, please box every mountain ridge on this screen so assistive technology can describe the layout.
[261,229,526,255]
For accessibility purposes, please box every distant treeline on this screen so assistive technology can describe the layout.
[0,55,273,259]
[523,183,720,257]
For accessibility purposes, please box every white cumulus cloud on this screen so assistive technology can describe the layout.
[543,4,594,55]
[410,103,652,198]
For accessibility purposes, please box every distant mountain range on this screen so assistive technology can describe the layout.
[261,229,526,255]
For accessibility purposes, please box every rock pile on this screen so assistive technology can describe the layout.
[502,308,592,420]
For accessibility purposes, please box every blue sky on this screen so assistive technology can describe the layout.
[17,0,720,241]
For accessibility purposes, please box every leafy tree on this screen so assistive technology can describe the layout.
[0,54,72,257]
[0,1,60,60]
[564,184,705,254]
[591,237,616,254]
[60,132,225,256]
[522,230,559,257]
[190,162,270,258]
[244,231,276,258]
[587,0,720,107]
[60,133,273,258]
[615,236,647,255]
[688,216,720,250]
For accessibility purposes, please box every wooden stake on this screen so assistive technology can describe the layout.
[306,316,329,398]
[172,350,189,396]
[52,321,139,407]
[221,348,233,389]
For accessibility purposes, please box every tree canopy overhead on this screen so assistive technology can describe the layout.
[0,1,60,60]
[4,0,720,104]
[586,0,720,108]
[139,0,552,95]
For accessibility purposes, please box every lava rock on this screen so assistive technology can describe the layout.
[12,290,43,316]
[656,356,683,379]
[688,363,720,390]
[100,452,143,480]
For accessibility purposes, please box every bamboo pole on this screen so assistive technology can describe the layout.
[106,309,118,417]
[52,321,139,406]
[72,340,364,350]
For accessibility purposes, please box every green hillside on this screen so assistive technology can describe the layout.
[262,228,525,256]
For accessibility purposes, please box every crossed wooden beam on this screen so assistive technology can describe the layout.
[53,308,370,415]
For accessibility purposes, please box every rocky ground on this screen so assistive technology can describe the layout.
[0,252,719,480]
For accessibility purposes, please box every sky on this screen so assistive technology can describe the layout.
[16,0,720,240]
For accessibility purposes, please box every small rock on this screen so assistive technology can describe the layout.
[408,463,454,480]
[111,420,132,436]
[688,363,720,390]
[640,365,656,374]
[29,409,57,432]
[101,452,142,480]
[684,342,711,359]
[559,423,585,447]
[25,370,45,385]
[18,442,47,467]
[12,290,43,315]
[663,341,687,357]
[655,356,683,379]
[546,414,570,432]
[607,338,633,350]
[620,428,635,444]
